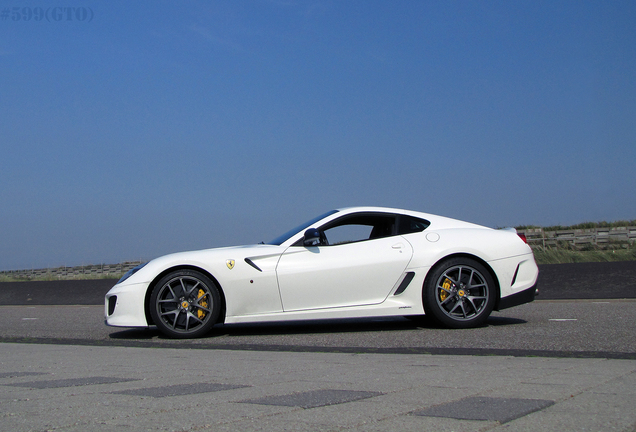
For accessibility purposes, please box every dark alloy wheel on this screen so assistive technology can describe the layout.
[423,258,496,328]
[149,270,221,338]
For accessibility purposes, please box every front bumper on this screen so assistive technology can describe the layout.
[104,281,151,328]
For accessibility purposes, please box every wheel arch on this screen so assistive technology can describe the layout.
[422,253,501,311]
[143,265,227,326]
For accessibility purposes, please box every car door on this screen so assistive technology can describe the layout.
[275,213,414,312]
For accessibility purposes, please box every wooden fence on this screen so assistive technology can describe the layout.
[517,227,636,249]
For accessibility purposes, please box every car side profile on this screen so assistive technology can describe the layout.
[105,207,539,338]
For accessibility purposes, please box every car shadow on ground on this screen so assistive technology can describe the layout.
[108,315,527,341]
[108,328,160,340]
[484,316,527,326]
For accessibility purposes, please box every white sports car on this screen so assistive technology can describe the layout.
[105,207,538,338]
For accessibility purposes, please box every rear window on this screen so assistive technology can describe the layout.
[398,215,430,234]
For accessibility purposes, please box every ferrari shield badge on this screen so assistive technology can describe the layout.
[226,259,235,270]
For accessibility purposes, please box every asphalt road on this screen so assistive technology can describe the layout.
[0,261,635,359]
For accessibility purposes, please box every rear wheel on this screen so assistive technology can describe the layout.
[149,270,220,338]
[422,258,495,328]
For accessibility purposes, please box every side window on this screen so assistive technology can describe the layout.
[323,224,373,245]
[320,213,397,246]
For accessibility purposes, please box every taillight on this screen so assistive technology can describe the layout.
[517,233,527,244]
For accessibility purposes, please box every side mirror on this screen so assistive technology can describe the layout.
[303,228,321,246]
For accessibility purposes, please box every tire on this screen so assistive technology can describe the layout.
[422,258,495,328]
[149,270,221,338]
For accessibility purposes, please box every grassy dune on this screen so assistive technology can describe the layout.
[532,246,636,265]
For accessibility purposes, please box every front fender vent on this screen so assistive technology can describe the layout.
[244,258,262,272]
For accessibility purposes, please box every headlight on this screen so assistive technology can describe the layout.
[117,262,148,284]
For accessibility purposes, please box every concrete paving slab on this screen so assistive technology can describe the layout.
[0,342,635,432]
[412,396,555,423]
[5,376,139,389]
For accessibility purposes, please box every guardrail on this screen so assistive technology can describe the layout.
[517,227,636,248]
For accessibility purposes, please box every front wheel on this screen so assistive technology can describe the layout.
[422,258,495,328]
[149,270,221,338]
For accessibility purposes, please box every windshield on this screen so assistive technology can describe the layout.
[267,210,339,245]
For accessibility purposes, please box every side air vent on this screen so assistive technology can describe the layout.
[511,264,520,287]
[394,272,415,296]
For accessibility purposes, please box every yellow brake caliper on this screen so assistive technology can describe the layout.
[197,289,208,319]
[440,278,452,301]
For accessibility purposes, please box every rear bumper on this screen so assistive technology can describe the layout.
[496,283,538,311]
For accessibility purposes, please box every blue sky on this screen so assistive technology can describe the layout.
[1,1,635,271]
